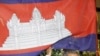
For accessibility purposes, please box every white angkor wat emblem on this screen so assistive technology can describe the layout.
[0,8,72,50]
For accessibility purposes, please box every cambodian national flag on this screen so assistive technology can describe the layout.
[0,0,97,56]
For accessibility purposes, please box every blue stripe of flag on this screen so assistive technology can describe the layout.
[0,0,58,4]
[53,34,96,51]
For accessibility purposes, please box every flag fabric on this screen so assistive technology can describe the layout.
[0,0,96,56]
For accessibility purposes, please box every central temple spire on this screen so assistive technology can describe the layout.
[32,7,42,19]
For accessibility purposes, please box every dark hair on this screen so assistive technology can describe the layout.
[63,49,80,56]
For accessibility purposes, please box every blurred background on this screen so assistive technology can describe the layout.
[97,0,100,34]
[97,0,100,56]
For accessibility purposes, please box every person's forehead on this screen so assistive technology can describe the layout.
[67,53,79,56]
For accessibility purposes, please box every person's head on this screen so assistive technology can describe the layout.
[63,50,80,56]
